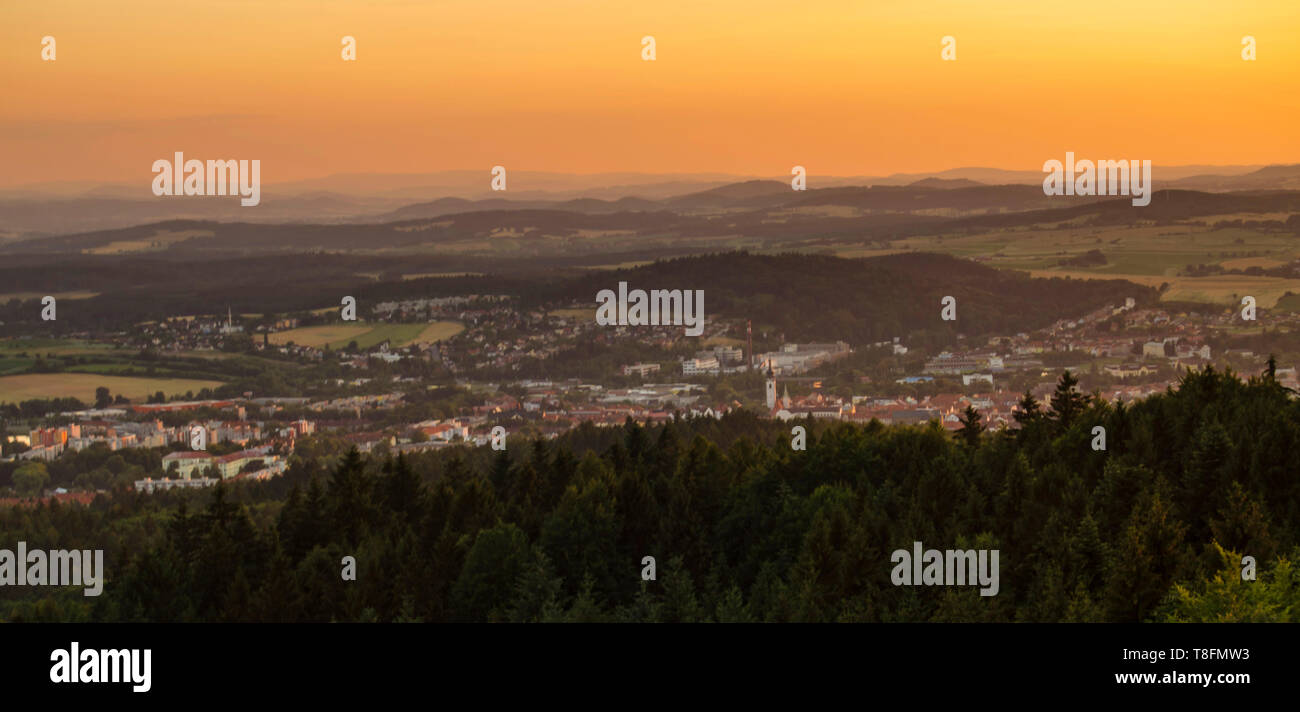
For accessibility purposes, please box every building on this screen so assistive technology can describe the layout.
[1105,363,1153,378]
[681,356,720,376]
[135,477,219,494]
[755,342,851,375]
[621,362,662,377]
[417,421,469,442]
[162,451,216,479]
[695,345,744,365]
[213,449,275,479]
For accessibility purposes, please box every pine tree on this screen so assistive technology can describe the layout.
[1182,420,1233,537]
[1209,482,1278,563]
[715,585,754,623]
[1049,370,1090,430]
[1105,485,1187,621]
[489,448,512,491]
[658,557,703,622]
[507,549,564,623]
[956,405,984,447]
[564,574,609,622]
[383,453,422,525]
[451,523,531,622]
[1013,390,1041,431]
[328,447,372,547]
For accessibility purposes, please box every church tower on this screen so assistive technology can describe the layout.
[765,361,777,410]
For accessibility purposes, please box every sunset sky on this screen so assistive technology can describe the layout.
[3,0,1298,187]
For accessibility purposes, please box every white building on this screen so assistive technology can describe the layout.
[162,451,216,479]
[681,356,720,376]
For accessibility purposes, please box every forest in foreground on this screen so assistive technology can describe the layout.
[2,366,1298,623]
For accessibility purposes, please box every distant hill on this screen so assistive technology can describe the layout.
[907,177,985,189]
[3,164,1295,237]
[7,187,1298,260]
[524,251,1156,344]
[1168,164,1300,191]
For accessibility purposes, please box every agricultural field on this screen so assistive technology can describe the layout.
[267,325,372,348]
[0,337,121,358]
[341,323,425,350]
[401,272,485,280]
[1273,293,1300,311]
[412,321,465,344]
[549,308,595,320]
[268,322,461,350]
[0,338,216,378]
[0,373,225,405]
[81,228,212,255]
[856,223,1300,308]
[0,290,99,303]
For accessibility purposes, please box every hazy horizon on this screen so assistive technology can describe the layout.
[0,162,1287,197]
[5,0,1299,188]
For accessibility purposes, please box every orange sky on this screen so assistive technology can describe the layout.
[3,0,1298,187]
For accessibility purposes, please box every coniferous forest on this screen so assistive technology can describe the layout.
[2,366,1297,623]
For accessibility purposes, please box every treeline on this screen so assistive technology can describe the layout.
[0,396,87,419]
[2,366,1298,622]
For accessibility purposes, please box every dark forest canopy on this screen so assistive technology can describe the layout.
[518,251,1155,343]
[0,251,1152,343]
[2,365,1296,623]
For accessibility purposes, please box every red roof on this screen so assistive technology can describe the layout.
[163,451,214,460]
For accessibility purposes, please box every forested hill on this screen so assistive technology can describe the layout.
[526,251,1157,343]
[0,250,1152,342]
[2,366,1295,623]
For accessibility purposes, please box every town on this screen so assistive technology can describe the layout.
[2,287,1295,504]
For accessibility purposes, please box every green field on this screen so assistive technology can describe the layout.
[0,373,225,405]
[838,223,1300,307]
[0,357,31,376]
[0,337,120,357]
[0,338,125,375]
[1274,293,1300,312]
[337,323,426,350]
